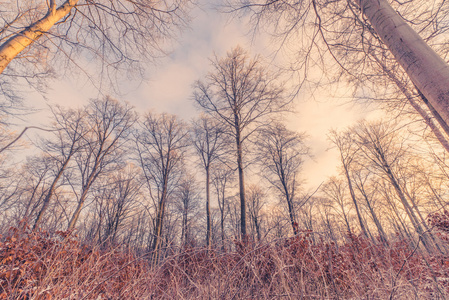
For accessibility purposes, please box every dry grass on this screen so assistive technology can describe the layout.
[1,227,449,299]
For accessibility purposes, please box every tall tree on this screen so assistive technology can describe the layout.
[174,172,201,248]
[92,165,142,245]
[67,97,136,230]
[257,122,308,235]
[191,114,227,248]
[329,130,368,238]
[211,164,235,250]
[246,184,266,242]
[322,177,354,237]
[353,120,438,253]
[135,112,188,263]
[194,46,289,240]
[33,106,89,230]
[351,166,389,246]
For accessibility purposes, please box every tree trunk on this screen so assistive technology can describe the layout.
[343,165,368,238]
[152,179,168,264]
[67,185,90,230]
[0,0,79,74]
[371,53,449,153]
[360,0,449,128]
[285,194,298,235]
[182,206,188,247]
[220,194,226,251]
[254,215,261,242]
[33,157,71,230]
[235,127,247,240]
[206,165,211,248]
[359,185,389,246]
[383,164,433,252]
[383,186,416,247]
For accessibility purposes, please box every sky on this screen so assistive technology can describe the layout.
[24,0,382,190]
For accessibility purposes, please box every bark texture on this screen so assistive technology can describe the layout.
[0,1,78,74]
[360,0,449,128]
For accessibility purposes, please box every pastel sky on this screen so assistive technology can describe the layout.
[25,0,382,190]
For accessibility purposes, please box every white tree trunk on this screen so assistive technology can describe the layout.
[0,0,78,74]
[360,0,449,127]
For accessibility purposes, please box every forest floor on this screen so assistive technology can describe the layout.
[1,223,449,299]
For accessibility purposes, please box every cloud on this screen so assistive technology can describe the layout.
[24,0,385,189]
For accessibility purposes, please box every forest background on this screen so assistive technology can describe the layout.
[1,0,449,299]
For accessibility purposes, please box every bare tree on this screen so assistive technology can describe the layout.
[5,156,50,226]
[191,114,227,248]
[246,183,265,242]
[174,172,201,248]
[211,164,235,250]
[33,106,89,230]
[93,165,142,245]
[351,166,389,246]
[67,96,136,230]
[257,122,308,235]
[227,0,449,151]
[0,0,193,98]
[329,130,368,238]
[352,120,439,253]
[194,46,289,240]
[135,112,188,263]
[321,177,354,237]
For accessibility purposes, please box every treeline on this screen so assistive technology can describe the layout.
[0,48,448,263]
[0,48,304,258]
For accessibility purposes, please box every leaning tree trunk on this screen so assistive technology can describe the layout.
[343,165,368,238]
[359,186,389,246]
[33,156,72,230]
[67,183,91,230]
[371,53,449,153]
[0,0,79,74]
[359,0,449,128]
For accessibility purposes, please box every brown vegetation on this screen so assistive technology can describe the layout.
[1,222,449,299]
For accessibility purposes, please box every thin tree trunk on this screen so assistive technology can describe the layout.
[419,91,449,138]
[220,192,226,251]
[343,165,368,238]
[358,185,389,246]
[360,0,449,128]
[235,126,247,240]
[67,185,90,230]
[254,215,261,242]
[152,179,168,264]
[383,186,415,247]
[206,165,211,248]
[285,194,298,235]
[280,174,298,235]
[404,188,443,253]
[181,205,188,247]
[33,157,71,230]
[0,0,79,74]
[383,164,432,252]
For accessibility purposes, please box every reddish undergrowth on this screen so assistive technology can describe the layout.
[1,226,449,299]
